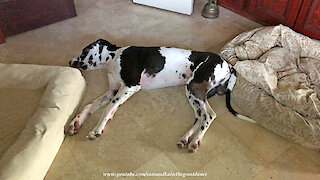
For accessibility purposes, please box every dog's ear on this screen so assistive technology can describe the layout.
[96,39,118,51]
[107,44,118,51]
[97,39,112,46]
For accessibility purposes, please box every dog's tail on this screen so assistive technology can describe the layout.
[226,69,256,123]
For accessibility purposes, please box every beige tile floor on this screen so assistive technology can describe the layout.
[1,0,320,179]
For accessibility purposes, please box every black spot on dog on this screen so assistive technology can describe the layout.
[120,46,165,87]
[188,96,191,99]
[194,118,198,125]
[176,71,178,73]
[197,109,202,116]
[99,55,102,61]
[201,126,204,130]
[93,62,97,67]
[194,100,200,106]
[209,115,212,119]
[99,45,103,54]
[125,92,127,95]
[182,73,186,78]
[186,84,190,91]
[113,90,118,96]
[110,52,115,59]
[206,122,209,125]
[82,65,88,70]
[88,60,93,65]
[204,114,207,121]
[80,48,90,60]
[89,55,93,60]
[73,61,79,67]
[112,100,116,103]
[116,98,119,101]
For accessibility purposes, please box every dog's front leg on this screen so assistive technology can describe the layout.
[68,74,120,135]
[68,89,119,135]
[88,73,121,114]
[87,85,141,140]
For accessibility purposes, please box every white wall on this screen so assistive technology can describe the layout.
[133,0,194,15]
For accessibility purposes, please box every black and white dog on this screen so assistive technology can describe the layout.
[68,39,254,153]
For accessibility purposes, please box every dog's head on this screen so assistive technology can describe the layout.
[69,39,118,70]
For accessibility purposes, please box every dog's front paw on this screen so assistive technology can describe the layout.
[67,116,82,135]
[87,130,103,140]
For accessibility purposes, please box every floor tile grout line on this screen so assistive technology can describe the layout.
[290,142,320,166]
[251,146,293,179]
[140,105,269,174]
[215,118,271,174]
[207,157,238,177]
[140,100,189,131]
[141,118,209,172]
[130,152,160,173]
[140,119,183,170]
[131,126,182,174]
[216,111,291,163]
[216,145,270,180]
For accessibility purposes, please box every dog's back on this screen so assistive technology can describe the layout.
[118,46,231,91]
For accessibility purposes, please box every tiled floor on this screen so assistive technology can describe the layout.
[1,0,320,179]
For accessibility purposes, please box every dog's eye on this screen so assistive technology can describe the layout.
[82,49,89,54]
[80,54,86,59]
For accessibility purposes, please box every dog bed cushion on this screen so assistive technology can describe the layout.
[0,63,86,180]
[220,25,320,150]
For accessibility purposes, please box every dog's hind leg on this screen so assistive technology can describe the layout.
[177,85,203,149]
[188,100,216,153]
[177,81,215,152]
[87,84,141,140]
[178,77,218,153]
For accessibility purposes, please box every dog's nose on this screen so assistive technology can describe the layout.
[70,60,80,68]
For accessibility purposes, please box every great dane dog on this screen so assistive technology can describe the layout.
[68,39,255,153]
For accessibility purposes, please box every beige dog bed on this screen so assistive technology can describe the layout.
[0,64,86,180]
[220,25,320,150]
